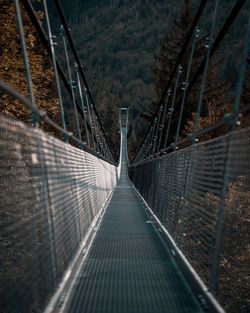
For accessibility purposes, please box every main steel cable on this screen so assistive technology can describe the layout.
[21,0,116,161]
[193,0,219,135]
[53,0,117,161]
[132,0,247,163]
[185,0,248,107]
[21,0,92,134]
[0,80,116,166]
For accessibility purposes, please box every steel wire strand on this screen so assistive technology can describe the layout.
[0,115,119,313]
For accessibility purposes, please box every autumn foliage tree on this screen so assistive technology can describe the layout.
[0,2,60,131]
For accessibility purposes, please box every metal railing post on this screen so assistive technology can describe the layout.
[75,65,90,147]
[158,89,171,152]
[14,0,37,125]
[175,27,200,146]
[193,0,219,135]
[153,106,162,154]
[35,130,59,288]
[60,25,82,141]
[84,89,96,151]
[42,0,66,132]
[164,66,182,149]
[148,119,157,157]
[91,109,99,154]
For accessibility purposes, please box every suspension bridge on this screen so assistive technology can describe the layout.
[0,1,249,313]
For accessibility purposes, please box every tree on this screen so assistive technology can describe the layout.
[153,0,194,103]
[152,0,231,147]
[0,2,61,130]
[239,54,250,128]
[98,94,119,158]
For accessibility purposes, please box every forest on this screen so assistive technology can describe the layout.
[51,0,249,157]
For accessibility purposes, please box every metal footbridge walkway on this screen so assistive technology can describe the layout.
[65,129,203,313]
[1,1,250,313]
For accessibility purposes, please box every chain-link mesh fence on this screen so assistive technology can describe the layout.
[0,115,118,313]
[129,126,250,312]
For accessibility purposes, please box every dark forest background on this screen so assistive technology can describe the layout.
[49,0,249,158]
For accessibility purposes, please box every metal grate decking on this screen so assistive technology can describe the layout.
[66,131,204,313]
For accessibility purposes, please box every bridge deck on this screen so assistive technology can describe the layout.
[66,132,203,313]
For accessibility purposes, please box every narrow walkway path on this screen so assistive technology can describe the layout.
[66,130,203,313]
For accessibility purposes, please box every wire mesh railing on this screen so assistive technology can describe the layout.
[0,2,121,311]
[129,0,250,312]
[0,115,119,313]
[129,125,250,310]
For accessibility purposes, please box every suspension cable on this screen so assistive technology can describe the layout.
[53,0,117,161]
[0,80,116,165]
[131,0,208,162]
[132,0,248,163]
[21,0,117,162]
